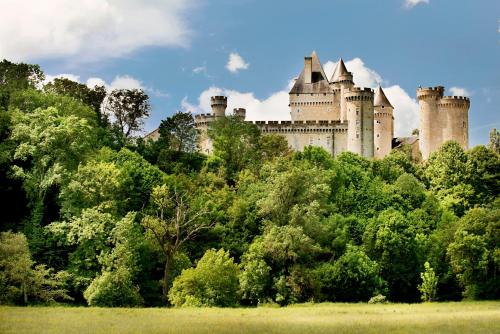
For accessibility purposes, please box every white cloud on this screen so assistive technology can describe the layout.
[0,0,195,62]
[405,0,429,8]
[43,73,81,86]
[384,85,419,137]
[109,75,144,90]
[192,65,207,74]
[449,86,471,97]
[226,53,250,73]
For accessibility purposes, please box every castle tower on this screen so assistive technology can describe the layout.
[345,87,374,157]
[330,58,354,123]
[373,85,394,159]
[289,51,334,121]
[211,96,227,118]
[439,96,470,150]
[417,86,444,160]
[233,108,246,119]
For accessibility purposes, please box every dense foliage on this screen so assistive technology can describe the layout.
[0,59,499,307]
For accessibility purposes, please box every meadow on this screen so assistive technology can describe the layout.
[1,302,499,334]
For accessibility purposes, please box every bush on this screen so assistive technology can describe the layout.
[84,267,143,307]
[168,249,240,307]
[368,294,387,304]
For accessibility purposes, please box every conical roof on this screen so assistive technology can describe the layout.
[374,85,393,108]
[289,51,330,94]
[330,58,350,82]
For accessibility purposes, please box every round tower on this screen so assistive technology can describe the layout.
[330,58,354,123]
[438,96,470,150]
[373,86,394,159]
[233,108,246,119]
[345,87,374,157]
[211,96,227,118]
[417,86,444,160]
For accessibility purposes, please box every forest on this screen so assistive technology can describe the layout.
[0,59,499,307]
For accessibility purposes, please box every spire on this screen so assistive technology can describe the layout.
[374,85,393,108]
[330,58,349,82]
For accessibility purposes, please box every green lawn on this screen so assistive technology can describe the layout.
[1,302,499,334]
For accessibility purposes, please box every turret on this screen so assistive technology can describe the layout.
[233,108,246,119]
[417,86,444,160]
[373,85,394,159]
[439,96,470,150]
[211,96,227,118]
[345,87,374,158]
[330,59,354,122]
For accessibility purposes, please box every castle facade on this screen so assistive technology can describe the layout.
[149,52,470,160]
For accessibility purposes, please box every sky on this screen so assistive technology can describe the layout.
[0,0,499,146]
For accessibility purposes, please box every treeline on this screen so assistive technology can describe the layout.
[0,59,499,307]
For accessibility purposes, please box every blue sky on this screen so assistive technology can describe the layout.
[1,0,499,146]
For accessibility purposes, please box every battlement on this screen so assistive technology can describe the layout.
[345,87,374,101]
[438,96,470,109]
[194,113,215,124]
[211,96,227,105]
[233,108,246,118]
[417,86,445,100]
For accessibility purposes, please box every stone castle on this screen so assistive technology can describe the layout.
[148,52,470,160]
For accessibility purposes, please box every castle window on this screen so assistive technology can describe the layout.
[377,134,380,137]
[377,147,379,151]
[356,134,359,139]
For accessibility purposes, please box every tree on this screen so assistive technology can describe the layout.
[419,261,438,302]
[424,141,474,216]
[44,77,107,125]
[158,111,197,153]
[208,116,261,182]
[447,207,499,299]
[9,106,97,246]
[0,59,44,109]
[465,145,500,206]
[259,134,291,162]
[0,231,70,304]
[141,184,214,300]
[105,89,151,139]
[314,245,386,302]
[168,249,240,307]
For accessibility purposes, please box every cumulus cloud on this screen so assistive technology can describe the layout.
[0,0,195,62]
[44,73,81,86]
[184,57,418,137]
[226,53,250,73]
[405,0,429,8]
[449,86,471,97]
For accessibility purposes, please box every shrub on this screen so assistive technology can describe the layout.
[168,249,240,307]
[84,267,143,307]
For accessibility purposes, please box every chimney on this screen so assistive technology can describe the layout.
[304,56,312,84]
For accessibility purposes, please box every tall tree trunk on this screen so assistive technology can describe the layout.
[162,254,173,300]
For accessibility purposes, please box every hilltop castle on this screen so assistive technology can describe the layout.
[148,52,470,160]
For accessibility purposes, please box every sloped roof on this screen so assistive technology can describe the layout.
[289,51,330,94]
[374,85,393,108]
[330,58,350,82]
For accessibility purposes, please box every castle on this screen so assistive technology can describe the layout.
[148,52,470,160]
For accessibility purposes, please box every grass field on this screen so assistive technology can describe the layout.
[1,302,499,334]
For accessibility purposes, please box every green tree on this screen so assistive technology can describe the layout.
[0,231,70,304]
[419,261,438,302]
[0,59,44,109]
[168,249,240,307]
[105,89,151,140]
[208,116,261,182]
[424,141,474,215]
[10,106,97,246]
[141,184,214,300]
[44,77,107,125]
[465,145,500,206]
[158,111,197,153]
[447,207,499,299]
[314,245,386,302]
[259,134,291,162]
